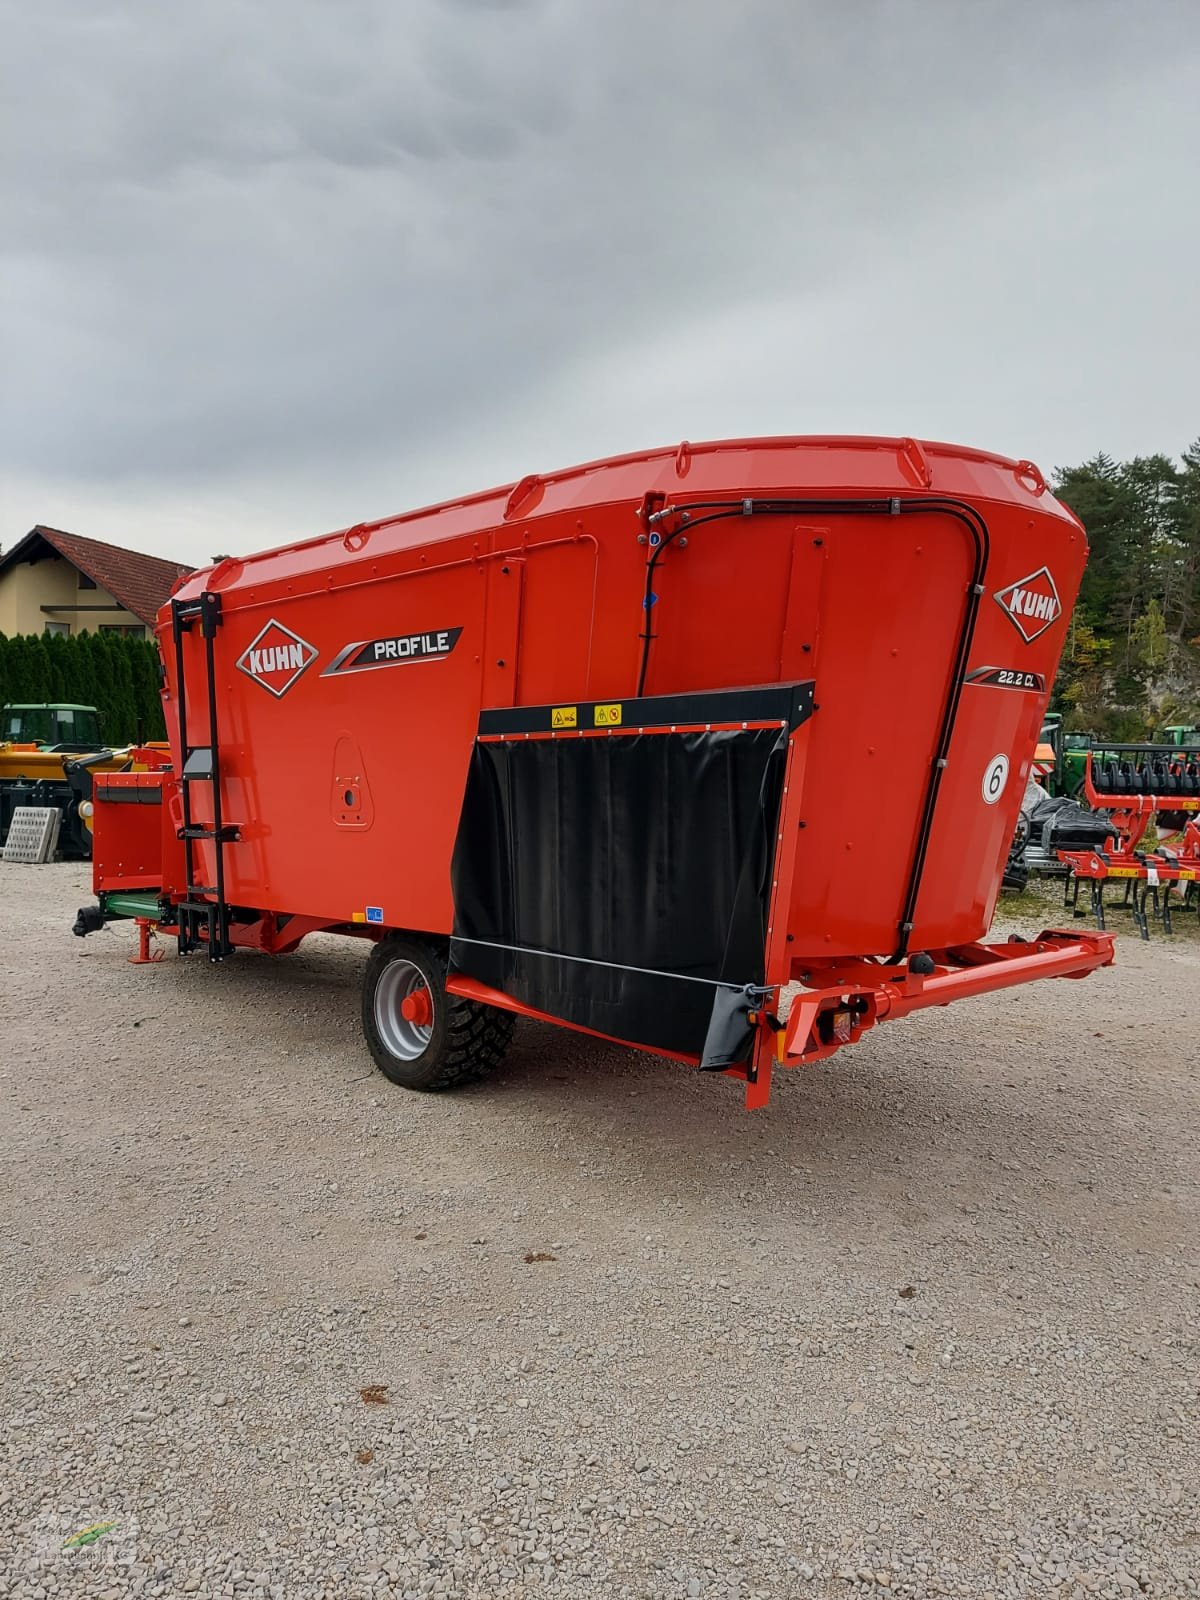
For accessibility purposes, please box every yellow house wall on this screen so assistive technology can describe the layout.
[0,554,146,636]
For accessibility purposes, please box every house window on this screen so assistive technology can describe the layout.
[44,621,70,637]
[100,624,145,638]
[78,572,97,590]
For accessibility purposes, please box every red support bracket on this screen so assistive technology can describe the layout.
[781,930,1115,1072]
[129,917,166,965]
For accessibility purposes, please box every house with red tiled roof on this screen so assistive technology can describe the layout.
[0,525,192,639]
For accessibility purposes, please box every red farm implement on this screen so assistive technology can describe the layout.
[1059,748,1200,936]
[73,435,1113,1107]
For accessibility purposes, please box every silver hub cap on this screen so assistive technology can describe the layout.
[373,958,434,1061]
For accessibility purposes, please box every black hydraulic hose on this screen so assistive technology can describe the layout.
[633,494,991,960]
[635,497,899,696]
[884,497,989,959]
[64,747,119,772]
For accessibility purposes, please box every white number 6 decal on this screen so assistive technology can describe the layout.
[982,753,1009,805]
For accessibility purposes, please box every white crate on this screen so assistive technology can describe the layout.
[1,806,62,864]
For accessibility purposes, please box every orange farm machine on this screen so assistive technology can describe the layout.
[1059,747,1200,936]
[73,435,1114,1107]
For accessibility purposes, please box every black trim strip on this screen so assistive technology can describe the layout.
[95,785,163,806]
[478,681,814,738]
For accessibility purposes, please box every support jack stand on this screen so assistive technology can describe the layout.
[130,917,165,965]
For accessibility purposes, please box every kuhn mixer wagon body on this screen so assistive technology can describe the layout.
[76,436,1113,1106]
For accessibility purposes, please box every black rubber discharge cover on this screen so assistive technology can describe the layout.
[450,725,788,1059]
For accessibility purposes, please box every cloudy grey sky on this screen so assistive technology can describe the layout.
[2,0,1198,566]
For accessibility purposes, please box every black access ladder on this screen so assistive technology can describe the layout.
[170,592,240,959]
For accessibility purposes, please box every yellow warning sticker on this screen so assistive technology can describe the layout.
[551,706,577,729]
[594,703,623,727]
[1107,867,1138,878]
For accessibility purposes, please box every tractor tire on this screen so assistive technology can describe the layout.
[362,934,514,1091]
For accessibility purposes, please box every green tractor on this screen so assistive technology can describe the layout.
[0,702,108,858]
[1032,715,1080,797]
[2,702,105,749]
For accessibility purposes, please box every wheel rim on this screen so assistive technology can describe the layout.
[374,958,435,1061]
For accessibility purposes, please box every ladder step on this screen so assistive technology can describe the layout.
[182,747,214,779]
[178,825,240,842]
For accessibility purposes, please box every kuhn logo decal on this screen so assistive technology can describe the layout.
[236,620,318,697]
[993,567,1062,643]
[322,628,463,677]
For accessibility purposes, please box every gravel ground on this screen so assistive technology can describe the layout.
[1,862,1198,1600]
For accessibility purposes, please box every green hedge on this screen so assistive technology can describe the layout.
[0,631,166,744]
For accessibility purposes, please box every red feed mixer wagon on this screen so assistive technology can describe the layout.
[75,435,1113,1107]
